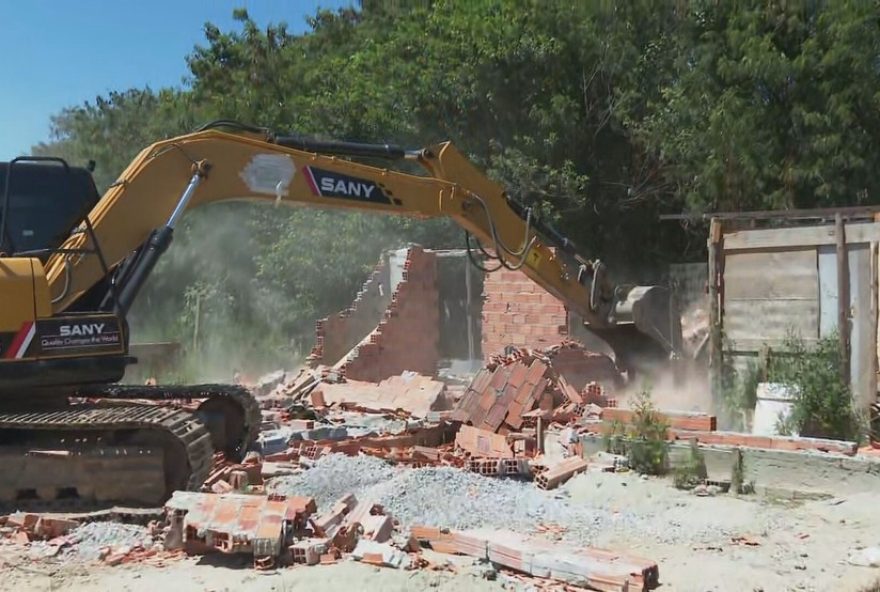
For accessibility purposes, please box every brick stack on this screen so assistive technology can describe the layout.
[481,269,568,361]
[451,357,554,434]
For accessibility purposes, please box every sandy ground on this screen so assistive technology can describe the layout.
[2,471,880,592]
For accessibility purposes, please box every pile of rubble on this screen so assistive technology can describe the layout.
[3,337,869,592]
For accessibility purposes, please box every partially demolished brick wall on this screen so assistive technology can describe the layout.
[310,246,440,382]
[309,258,394,366]
[344,247,439,381]
[481,269,568,361]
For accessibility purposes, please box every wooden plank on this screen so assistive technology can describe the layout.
[724,222,880,251]
[723,250,817,300]
[708,218,723,403]
[724,299,818,343]
[836,214,851,387]
[849,244,873,408]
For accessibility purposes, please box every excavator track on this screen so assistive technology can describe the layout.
[0,384,260,512]
[76,384,262,461]
[0,403,214,510]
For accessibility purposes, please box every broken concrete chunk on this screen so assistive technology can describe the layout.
[351,540,407,569]
[290,538,329,565]
[260,462,300,479]
[257,428,295,455]
[360,514,394,543]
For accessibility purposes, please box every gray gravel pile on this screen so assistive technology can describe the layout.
[268,453,397,508]
[61,522,154,561]
[267,453,760,547]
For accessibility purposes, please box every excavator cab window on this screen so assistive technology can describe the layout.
[0,159,101,260]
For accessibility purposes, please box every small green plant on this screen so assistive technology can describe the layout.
[673,439,707,489]
[602,419,628,456]
[768,331,863,442]
[624,389,670,475]
[601,390,669,474]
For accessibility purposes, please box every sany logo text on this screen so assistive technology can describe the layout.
[59,323,105,337]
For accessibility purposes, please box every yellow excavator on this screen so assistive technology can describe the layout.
[0,121,680,507]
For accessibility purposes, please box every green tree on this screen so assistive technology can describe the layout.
[629,2,880,213]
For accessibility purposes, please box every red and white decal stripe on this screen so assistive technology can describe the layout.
[4,321,36,359]
[303,166,320,195]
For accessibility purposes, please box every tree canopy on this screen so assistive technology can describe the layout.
[31,1,880,377]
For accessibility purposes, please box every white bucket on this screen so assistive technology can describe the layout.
[752,382,799,437]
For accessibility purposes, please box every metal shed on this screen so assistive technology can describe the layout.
[707,209,880,410]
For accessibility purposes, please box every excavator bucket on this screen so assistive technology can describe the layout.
[580,285,683,380]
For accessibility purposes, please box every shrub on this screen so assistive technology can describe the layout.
[768,332,863,441]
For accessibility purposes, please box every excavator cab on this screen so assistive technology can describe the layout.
[0,158,127,389]
[0,158,101,259]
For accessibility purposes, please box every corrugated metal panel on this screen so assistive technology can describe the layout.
[723,250,818,350]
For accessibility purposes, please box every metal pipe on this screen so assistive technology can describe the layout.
[166,172,203,229]
[116,172,204,316]
[537,416,545,455]
[274,136,417,160]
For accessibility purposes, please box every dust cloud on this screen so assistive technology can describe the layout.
[124,203,306,384]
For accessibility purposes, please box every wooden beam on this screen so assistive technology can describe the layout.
[708,217,723,405]
[836,213,851,387]
[724,222,880,251]
[660,204,880,222]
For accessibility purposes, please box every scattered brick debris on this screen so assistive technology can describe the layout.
[455,424,515,458]
[411,525,659,591]
[165,491,316,561]
[312,372,450,418]
[535,456,589,490]
[452,342,623,434]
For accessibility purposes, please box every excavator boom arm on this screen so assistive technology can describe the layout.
[44,127,617,328]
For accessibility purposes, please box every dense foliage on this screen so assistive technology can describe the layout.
[30,2,880,377]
